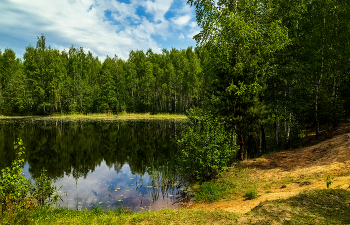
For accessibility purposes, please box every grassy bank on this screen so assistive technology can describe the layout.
[2,189,350,224]
[0,113,187,120]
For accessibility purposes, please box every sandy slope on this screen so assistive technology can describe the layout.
[192,123,350,213]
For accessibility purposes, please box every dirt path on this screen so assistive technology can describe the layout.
[191,124,350,214]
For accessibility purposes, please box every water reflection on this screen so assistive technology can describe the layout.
[0,119,191,211]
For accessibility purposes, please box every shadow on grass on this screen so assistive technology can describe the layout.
[247,189,350,224]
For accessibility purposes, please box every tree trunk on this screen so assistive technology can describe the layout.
[259,125,266,154]
[332,77,338,127]
[286,112,291,144]
[275,120,280,148]
[238,127,245,160]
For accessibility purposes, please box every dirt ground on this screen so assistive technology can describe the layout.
[192,123,350,214]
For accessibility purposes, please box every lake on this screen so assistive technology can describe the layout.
[0,118,192,211]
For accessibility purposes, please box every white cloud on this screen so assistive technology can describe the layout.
[0,0,168,60]
[110,1,140,22]
[190,21,197,28]
[143,0,174,22]
[0,0,198,60]
[171,15,191,27]
[168,0,199,40]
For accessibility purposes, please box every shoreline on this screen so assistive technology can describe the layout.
[0,113,187,120]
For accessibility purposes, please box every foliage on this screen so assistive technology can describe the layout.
[0,138,59,221]
[0,138,31,215]
[177,108,238,180]
[188,0,289,159]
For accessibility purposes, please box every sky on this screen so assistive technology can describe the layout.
[0,0,201,61]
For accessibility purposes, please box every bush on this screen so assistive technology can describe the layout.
[177,108,238,180]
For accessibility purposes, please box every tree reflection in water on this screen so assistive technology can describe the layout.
[0,118,192,211]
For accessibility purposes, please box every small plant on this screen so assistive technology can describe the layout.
[244,189,259,200]
[326,175,333,188]
[281,184,287,188]
[266,190,272,193]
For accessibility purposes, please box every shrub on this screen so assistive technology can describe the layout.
[244,189,259,200]
[177,108,238,180]
[0,138,59,219]
[0,138,31,215]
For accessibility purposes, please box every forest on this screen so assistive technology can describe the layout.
[0,0,349,160]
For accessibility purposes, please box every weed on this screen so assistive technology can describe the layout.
[281,184,287,188]
[92,205,103,214]
[244,189,259,200]
[326,175,333,188]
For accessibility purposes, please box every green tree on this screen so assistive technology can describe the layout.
[188,0,289,159]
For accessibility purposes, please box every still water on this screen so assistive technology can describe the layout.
[0,118,192,211]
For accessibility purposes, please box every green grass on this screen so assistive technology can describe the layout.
[194,184,220,202]
[192,165,259,202]
[1,207,239,225]
[2,189,349,224]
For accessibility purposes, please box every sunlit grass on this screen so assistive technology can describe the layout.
[192,165,259,202]
[2,189,350,224]
[0,113,187,121]
[1,207,239,225]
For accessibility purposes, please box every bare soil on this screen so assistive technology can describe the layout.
[191,123,350,214]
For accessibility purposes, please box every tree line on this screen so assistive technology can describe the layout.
[0,37,204,115]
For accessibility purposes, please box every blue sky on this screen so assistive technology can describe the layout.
[0,0,200,61]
